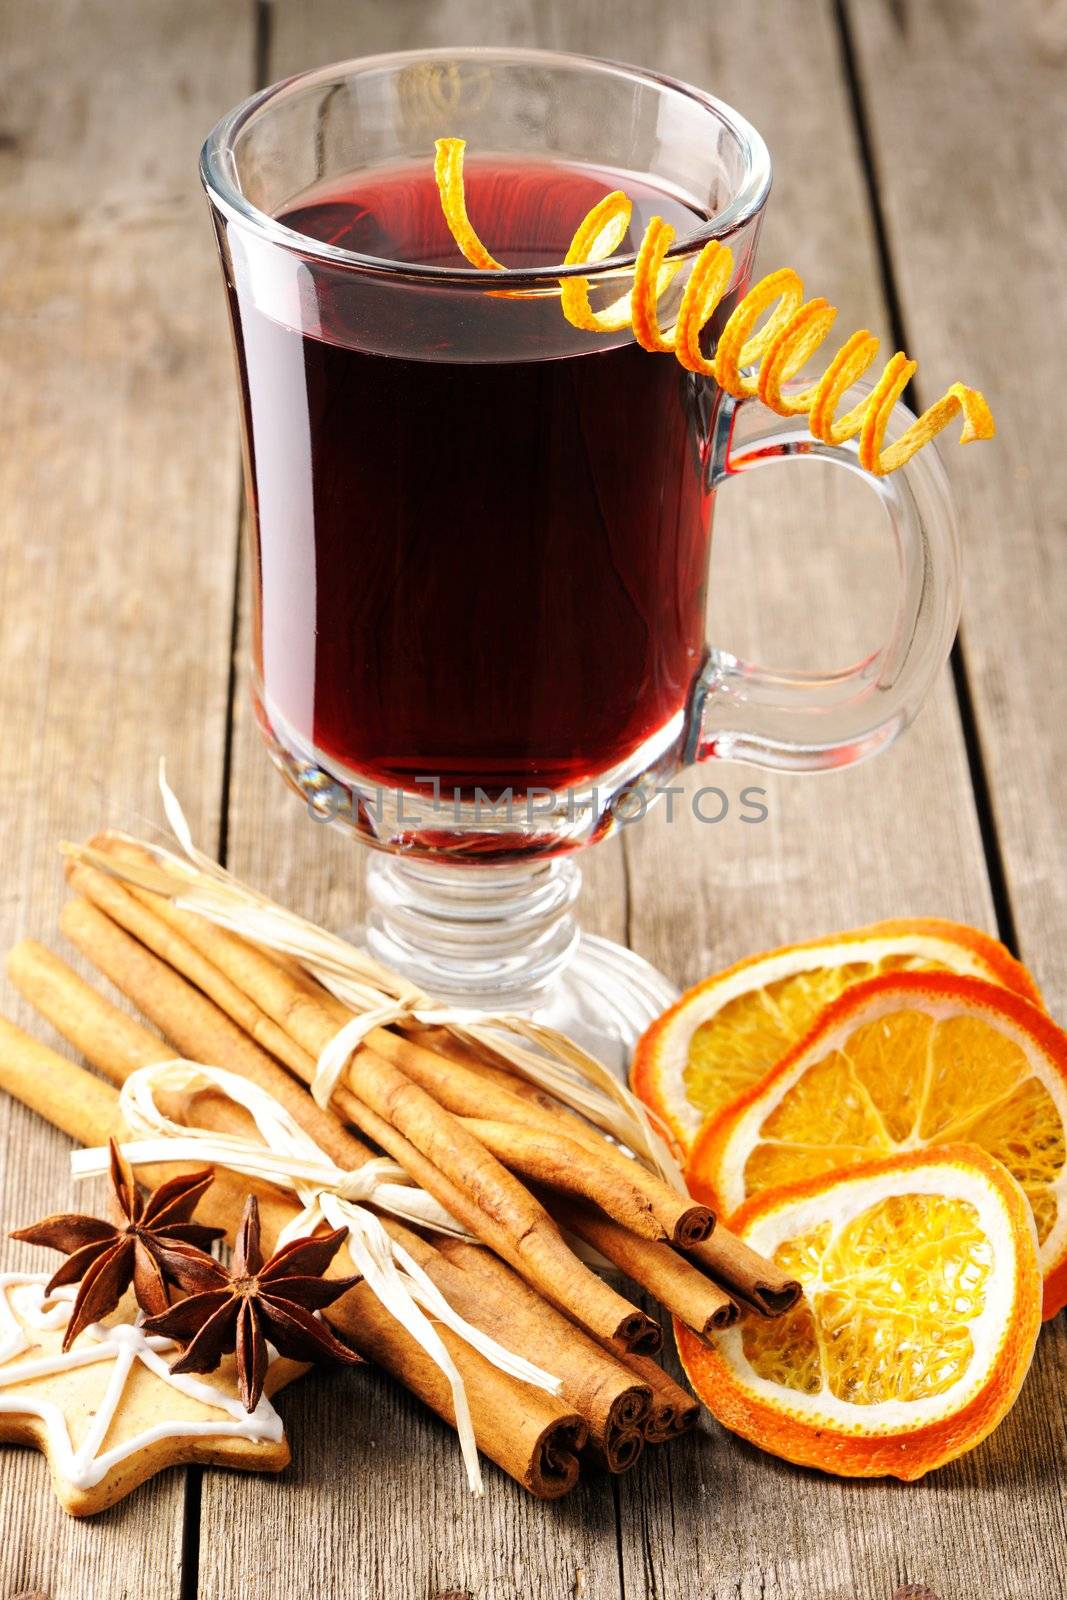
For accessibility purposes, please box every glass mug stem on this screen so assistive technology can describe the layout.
[365,854,582,1002]
[364,852,681,1052]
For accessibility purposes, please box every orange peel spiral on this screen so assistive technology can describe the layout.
[433,138,994,476]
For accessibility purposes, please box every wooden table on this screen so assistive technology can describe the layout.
[1,2,1064,1595]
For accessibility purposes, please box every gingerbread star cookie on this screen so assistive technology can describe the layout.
[0,1272,304,1515]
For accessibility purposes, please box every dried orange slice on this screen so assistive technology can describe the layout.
[677,1144,1041,1479]
[687,972,1067,1318]
[631,919,1040,1155]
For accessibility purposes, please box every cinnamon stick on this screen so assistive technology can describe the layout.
[427,1232,651,1467]
[89,835,352,1039]
[608,1349,700,1441]
[0,1018,282,1241]
[414,992,797,1314]
[8,939,165,1081]
[551,1199,738,1336]
[180,1119,589,1499]
[457,1119,665,1241]
[353,1026,714,1247]
[50,908,374,1171]
[400,1026,713,1247]
[57,896,660,1355]
[685,1230,801,1317]
[386,1223,649,1472]
[59,897,295,1083]
[7,942,451,1244]
[76,841,791,1312]
[586,1426,645,1473]
[326,1054,661,1354]
[210,1179,589,1500]
[66,861,317,1080]
[0,1025,587,1498]
[0,1016,117,1147]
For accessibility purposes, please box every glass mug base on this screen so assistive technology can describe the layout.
[359,855,680,1076]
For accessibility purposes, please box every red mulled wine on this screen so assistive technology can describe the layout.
[221,158,724,798]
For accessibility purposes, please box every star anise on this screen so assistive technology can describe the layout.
[143,1194,363,1412]
[11,1138,224,1350]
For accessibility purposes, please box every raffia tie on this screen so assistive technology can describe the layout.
[310,999,488,1110]
[70,1059,563,1494]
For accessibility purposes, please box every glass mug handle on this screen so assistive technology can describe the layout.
[689,383,962,772]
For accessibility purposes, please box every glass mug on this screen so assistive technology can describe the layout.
[201,48,959,1063]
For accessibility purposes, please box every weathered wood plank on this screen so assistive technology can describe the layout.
[611,4,1067,1598]
[599,3,1067,1596]
[200,4,625,1599]
[844,0,1067,1017]
[0,1,252,1593]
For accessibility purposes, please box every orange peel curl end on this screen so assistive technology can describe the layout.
[859,368,996,477]
[433,137,505,271]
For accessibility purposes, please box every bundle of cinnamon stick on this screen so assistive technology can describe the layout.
[0,834,799,1498]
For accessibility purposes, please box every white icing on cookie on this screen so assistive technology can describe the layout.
[0,1273,284,1491]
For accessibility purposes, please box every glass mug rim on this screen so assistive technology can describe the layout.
[199,44,773,287]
